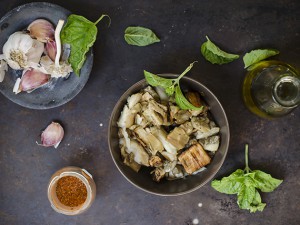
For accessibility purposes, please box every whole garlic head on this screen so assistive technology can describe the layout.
[2,32,44,70]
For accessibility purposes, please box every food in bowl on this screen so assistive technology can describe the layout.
[117,63,221,182]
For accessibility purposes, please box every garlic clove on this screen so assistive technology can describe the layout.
[40,122,64,148]
[0,60,8,82]
[45,40,57,61]
[19,68,50,92]
[26,39,45,65]
[27,19,55,43]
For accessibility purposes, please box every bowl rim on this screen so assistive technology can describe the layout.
[108,74,230,196]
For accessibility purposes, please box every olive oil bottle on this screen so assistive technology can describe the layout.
[242,61,300,119]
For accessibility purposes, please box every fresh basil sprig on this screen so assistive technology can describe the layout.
[243,49,280,69]
[61,14,110,76]
[144,62,202,110]
[211,144,282,213]
[201,36,239,65]
[124,26,160,46]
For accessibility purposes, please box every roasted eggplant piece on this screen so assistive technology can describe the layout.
[178,143,211,174]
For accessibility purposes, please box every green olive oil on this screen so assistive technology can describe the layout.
[242,61,300,119]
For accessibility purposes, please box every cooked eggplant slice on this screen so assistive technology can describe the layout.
[167,127,190,150]
[178,143,211,174]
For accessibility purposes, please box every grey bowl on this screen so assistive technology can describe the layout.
[108,74,230,196]
[0,2,93,109]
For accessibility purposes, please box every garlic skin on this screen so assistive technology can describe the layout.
[27,19,55,43]
[45,40,57,61]
[40,122,64,148]
[40,55,72,78]
[19,68,50,92]
[0,60,8,82]
[13,78,21,94]
[2,32,44,70]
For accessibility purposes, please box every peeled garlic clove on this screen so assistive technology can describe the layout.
[40,122,64,148]
[27,19,55,43]
[0,59,8,82]
[45,40,57,61]
[20,68,50,92]
[26,39,44,65]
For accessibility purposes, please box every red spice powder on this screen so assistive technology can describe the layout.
[56,176,87,207]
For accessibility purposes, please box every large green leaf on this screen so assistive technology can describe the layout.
[124,26,160,46]
[175,85,203,111]
[211,169,245,194]
[61,14,108,76]
[144,70,173,89]
[243,49,279,68]
[201,36,239,65]
[252,170,283,192]
[237,181,256,210]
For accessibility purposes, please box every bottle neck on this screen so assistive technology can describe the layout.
[273,75,300,108]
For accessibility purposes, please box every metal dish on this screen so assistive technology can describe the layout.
[108,74,230,196]
[0,2,93,109]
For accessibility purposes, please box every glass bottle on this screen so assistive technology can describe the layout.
[242,60,300,119]
[47,166,96,215]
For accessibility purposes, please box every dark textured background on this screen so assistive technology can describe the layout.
[0,0,299,224]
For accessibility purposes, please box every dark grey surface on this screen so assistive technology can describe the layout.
[0,2,93,109]
[0,0,299,224]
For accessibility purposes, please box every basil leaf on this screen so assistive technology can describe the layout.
[165,85,175,96]
[201,36,239,65]
[211,169,245,194]
[237,181,256,210]
[175,85,203,110]
[144,70,173,89]
[124,26,160,46]
[61,14,110,76]
[249,202,266,213]
[243,49,279,68]
[251,189,262,205]
[252,170,283,192]
[249,190,266,213]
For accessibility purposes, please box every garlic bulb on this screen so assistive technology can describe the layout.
[40,122,64,148]
[2,32,44,70]
[27,19,55,43]
[0,59,8,82]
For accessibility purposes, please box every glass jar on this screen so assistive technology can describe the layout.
[47,166,96,215]
[242,60,300,119]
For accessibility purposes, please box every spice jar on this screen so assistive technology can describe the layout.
[47,166,96,215]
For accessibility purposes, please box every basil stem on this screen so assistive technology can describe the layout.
[245,144,250,174]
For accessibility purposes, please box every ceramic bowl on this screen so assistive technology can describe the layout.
[108,74,230,196]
